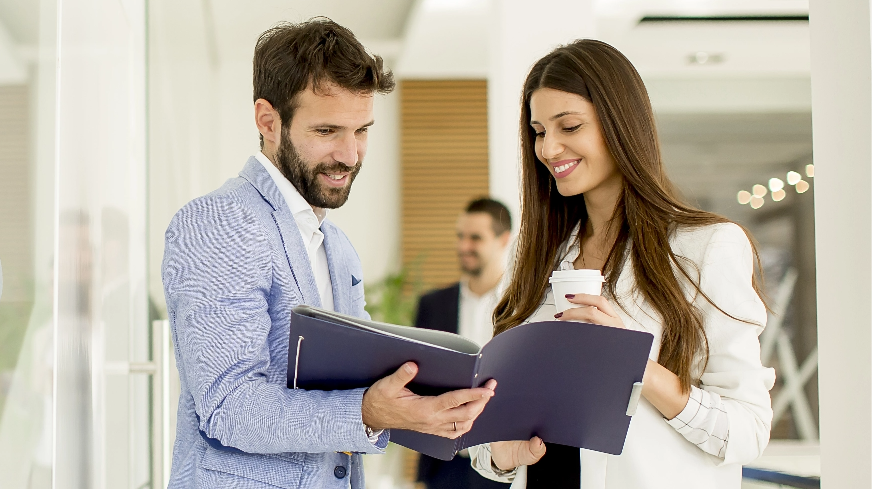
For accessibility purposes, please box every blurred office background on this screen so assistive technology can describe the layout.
[0,0,844,487]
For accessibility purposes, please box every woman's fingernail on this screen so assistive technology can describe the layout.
[565,294,575,299]
[554,312,563,318]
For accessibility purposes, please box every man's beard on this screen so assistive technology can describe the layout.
[274,129,362,209]
[459,253,483,276]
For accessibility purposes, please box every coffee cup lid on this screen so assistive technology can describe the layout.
[549,276,606,283]
[551,269,604,278]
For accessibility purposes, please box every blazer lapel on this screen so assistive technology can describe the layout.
[272,207,321,307]
[239,157,321,307]
[321,223,351,315]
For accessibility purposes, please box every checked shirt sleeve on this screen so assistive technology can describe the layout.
[666,386,730,458]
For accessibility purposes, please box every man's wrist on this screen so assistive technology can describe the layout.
[361,387,385,431]
[361,388,373,426]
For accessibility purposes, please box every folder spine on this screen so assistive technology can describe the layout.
[455,352,486,453]
[471,351,484,387]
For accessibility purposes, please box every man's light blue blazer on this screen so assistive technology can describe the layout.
[162,157,389,489]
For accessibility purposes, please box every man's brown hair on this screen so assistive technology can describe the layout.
[465,197,512,236]
[253,18,395,147]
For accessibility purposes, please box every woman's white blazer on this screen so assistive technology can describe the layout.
[470,222,776,489]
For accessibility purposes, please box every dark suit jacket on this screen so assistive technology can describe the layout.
[414,283,460,333]
[415,283,508,488]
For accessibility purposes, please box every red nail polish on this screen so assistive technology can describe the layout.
[554,312,563,318]
[565,294,575,299]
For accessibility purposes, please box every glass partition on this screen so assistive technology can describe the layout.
[0,0,150,488]
[0,1,60,486]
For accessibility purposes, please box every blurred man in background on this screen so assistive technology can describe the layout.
[415,197,512,489]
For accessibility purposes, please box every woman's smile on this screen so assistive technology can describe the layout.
[551,158,581,177]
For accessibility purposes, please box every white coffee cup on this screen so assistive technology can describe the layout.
[549,269,606,313]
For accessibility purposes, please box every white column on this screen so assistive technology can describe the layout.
[487,0,595,219]
[809,0,872,486]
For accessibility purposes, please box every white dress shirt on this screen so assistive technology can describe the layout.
[470,222,775,489]
[256,152,334,311]
[458,280,500,347]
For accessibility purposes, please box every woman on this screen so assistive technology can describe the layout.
[468,40,775,489]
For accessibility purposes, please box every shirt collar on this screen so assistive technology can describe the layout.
[460,277,500,300]
[255,151,327,224]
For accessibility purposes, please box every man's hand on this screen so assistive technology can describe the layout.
[491,437,547,470]
[361,362,497,439]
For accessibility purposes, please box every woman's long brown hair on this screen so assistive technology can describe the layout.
[492,40,766,392]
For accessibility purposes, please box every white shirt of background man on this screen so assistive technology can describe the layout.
[459,279,500,347]
[256,152,335,311]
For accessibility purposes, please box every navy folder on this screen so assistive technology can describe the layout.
[287,305,653,461]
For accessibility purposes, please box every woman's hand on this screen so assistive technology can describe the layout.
[491,437,547,471]
[554,293,626,329]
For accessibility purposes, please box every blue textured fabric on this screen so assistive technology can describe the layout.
[163,157,389,489]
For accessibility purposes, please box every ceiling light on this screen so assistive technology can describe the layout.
[687,52,725,65]
[752,184,767,197]
[750,196,764,209]
[796,180,810,193]
[422,0,488,11]
[806,164,814,178]
[772,189,786,201]
[737,190,751,205]
[787,171,801,185]
[769,178,784,193]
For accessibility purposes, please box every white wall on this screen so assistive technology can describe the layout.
[808,0,872,486]
[487,0,596,220]
[394,0,490,78]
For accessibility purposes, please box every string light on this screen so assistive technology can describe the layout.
[769,178,785,193]
[738,165,813,209]
[750,196,764,209]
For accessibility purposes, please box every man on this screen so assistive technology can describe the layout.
[162,19,495,489]
[416,198,512,489]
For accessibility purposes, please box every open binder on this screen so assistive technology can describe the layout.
[288,305,653,461]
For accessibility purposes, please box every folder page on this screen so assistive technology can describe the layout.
[459,320,652,456]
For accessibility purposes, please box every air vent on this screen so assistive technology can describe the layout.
[639,15,808,24]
